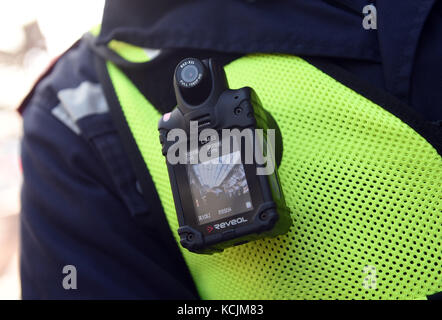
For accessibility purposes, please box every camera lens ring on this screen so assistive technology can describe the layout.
[175,58,205,89]
[181,65,199,83]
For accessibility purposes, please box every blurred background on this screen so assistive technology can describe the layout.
[0,0,104,299]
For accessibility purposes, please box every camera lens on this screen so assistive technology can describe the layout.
[181,65,199,83]
[175,58,206,89]
[174,57,213,106]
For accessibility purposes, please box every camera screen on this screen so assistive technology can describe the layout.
[187,151,253,225]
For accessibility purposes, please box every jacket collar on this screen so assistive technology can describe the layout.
[98,0,380,62]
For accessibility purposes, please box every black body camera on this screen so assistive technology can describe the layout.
[158,57,291,254]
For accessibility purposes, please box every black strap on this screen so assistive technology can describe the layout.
[93,51,199,299]
[428,291,442,300]
[85,32,152,69]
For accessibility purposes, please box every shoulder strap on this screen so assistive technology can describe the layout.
[93,49,199,299]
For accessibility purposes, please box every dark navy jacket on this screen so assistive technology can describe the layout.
[20,0,442,299]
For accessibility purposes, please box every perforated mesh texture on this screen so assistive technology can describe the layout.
[107,53,442,300]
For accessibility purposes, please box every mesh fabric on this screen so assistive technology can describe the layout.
[107,53,441,300]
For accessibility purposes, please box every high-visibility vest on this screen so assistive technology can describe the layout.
[94,36,442,300]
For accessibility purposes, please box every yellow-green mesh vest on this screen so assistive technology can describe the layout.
[101,41,442,300]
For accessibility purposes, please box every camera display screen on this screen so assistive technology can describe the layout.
[187,151,253,225]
